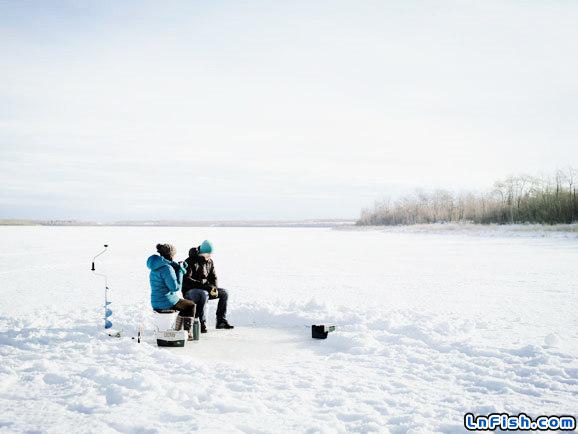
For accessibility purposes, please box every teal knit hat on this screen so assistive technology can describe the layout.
[199,240,213,254]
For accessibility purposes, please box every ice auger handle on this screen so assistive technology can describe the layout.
[91,245,109,271]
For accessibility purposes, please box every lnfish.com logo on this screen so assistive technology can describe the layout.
[464,412,576,431]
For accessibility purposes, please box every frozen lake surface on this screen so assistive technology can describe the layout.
[0,226,576,433]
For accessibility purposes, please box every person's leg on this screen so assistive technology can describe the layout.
[200,291,209,325]
[183,289,207,320]
[173,298,196,317]
[215,289,234,329]
[184,289,208,333]
[215,288,228,321]
[172,298,196,340]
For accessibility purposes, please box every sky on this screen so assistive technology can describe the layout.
[1,0,577,221]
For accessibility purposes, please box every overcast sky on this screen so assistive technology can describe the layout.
[1,0,577,220]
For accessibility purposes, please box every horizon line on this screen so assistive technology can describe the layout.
[0,218,357,228]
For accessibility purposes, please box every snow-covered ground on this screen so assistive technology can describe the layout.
[341,222,578,238]
[0,226,576,433]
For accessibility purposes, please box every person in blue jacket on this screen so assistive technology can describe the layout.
[147,243,196,339]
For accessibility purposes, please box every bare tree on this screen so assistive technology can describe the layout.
[358,168,578,226]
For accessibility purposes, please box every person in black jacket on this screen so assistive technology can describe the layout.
[182,240,234,332]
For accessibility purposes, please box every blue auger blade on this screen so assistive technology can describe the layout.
[104,301,112,306]
[105,320,113,329]
[105,308,113,318]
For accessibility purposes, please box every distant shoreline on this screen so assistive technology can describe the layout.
[0,219,355,228]
[337,222,578,237]
[2,220,577,237]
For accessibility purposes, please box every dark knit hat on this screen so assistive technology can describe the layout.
[156,243,176,260]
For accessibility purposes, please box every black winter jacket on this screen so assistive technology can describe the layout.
[182,247,217,294]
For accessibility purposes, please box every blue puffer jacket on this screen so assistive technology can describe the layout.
[147,255,186,309]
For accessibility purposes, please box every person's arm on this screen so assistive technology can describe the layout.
[183,264,206,289]
[204,262,218,298]
[207,262,218,288]
[160,265,180,294]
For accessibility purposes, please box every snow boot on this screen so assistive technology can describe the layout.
[182,317,194,340]
[174,315,183,331]
[200,320,207,334]
[216,319,234,329]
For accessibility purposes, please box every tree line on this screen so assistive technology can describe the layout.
[358,168,578,226]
